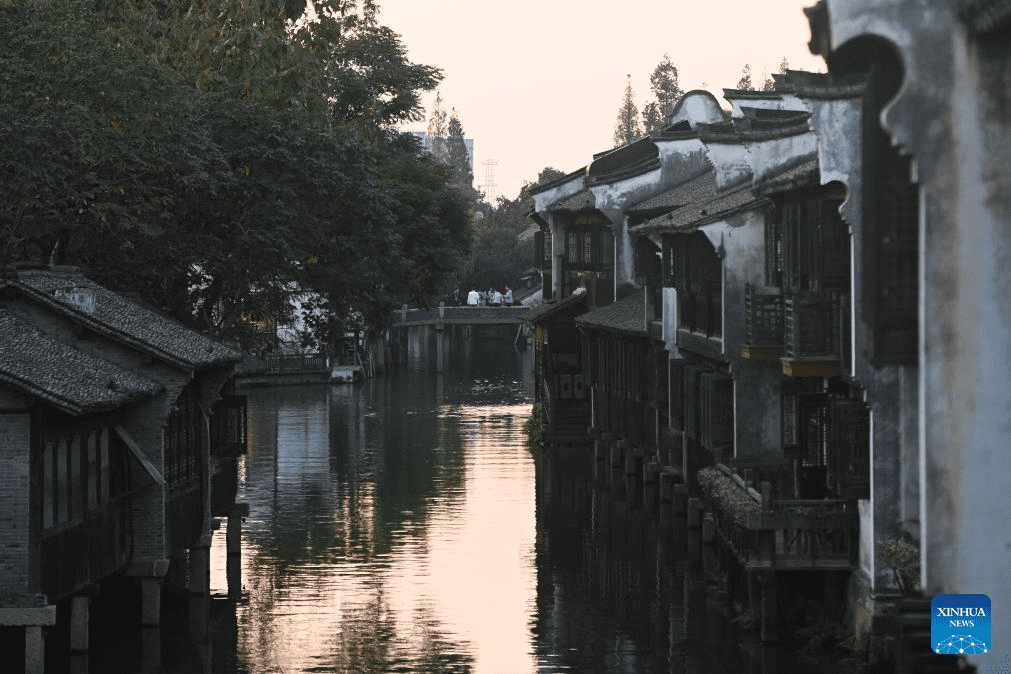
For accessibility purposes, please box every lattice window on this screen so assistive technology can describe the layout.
[765,215,783,287]
[662,234,677,287]
[782,394,799,448]
[211,395,247,457]
[832,400,870,499]
[744,283,784,346]
[862,58,918,365]
[701,373,734,456]
[166,383,203,487]
[669,232,722,337]
[669,360,687,431]
[780,197,848,293]
[566,231,579,264]
[798,394,829,468]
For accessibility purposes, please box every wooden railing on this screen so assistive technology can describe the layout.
[784,290,842,360]
[264,352,328,374]
[744,284,784,348]
[703,467,858,571]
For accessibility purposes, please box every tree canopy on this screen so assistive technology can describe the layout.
[642,54,684,135]
[737,64,755,91]
[0,0,473,351]
[446,112,473,192]
[458,167,565,295]
[614,76,643,147]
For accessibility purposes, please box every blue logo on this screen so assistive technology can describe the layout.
[932,594,991,655]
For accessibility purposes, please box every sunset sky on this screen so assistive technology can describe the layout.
[379,0,827,201]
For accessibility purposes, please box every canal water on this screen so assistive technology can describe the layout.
[83,324,854,673]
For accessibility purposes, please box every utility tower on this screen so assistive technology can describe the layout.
[481,160,498,203]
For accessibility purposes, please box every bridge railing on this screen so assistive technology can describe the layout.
[391,305,529,325]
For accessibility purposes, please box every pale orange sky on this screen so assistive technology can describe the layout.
[379,0,826,201]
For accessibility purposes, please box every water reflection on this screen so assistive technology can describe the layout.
[218,325,537,674]
[83,324,851,673]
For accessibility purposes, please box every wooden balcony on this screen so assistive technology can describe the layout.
[781,290,844,377]
[699,466,858,572]
[740,284,783,360]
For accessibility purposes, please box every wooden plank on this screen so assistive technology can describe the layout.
[114,424,165,487]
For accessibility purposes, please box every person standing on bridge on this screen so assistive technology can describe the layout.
[467,289,479,306]
[504,287,513,305]
[492,289,503,306]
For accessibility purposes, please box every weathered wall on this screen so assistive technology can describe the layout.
[699,211,783,462]
[804,82,912,597]
[829,1,1011,666]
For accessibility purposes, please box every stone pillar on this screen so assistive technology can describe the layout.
[127,559,170,627]
[227,503,248,599]
[0,606,57,674]
[25,625,45,674]
[141,626,160,672]
[189,543,210,597]
[643,458,660,512]
[435,324,445,373]
[139,577,162,627]
[69,594,91,652]
[189,538,212,643]
[760,570,778,644]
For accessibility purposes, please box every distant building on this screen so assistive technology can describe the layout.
[410,131,474,176]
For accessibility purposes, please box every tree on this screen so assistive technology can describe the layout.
[614,75,643,146]
[642,54,685,134]
[1,0,472,351]
[762,57,790,91]
[446,112,473,191]
[458,167,565,293]
[426,91,449,162]
[737,64,755,91]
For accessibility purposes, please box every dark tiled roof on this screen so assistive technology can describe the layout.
[653,120,695,139]
[550,188,596,213]
[627,172,717,219]
[574,292,646,336]
[12,268,240,371]
[722,88,784,100]
[524,288,587,324]
[755,158,820,195]
[0,308,162,415]
[633,185,769,235]
[787,70,866,99]
[587,137,661,185]
[695,120,739,144]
